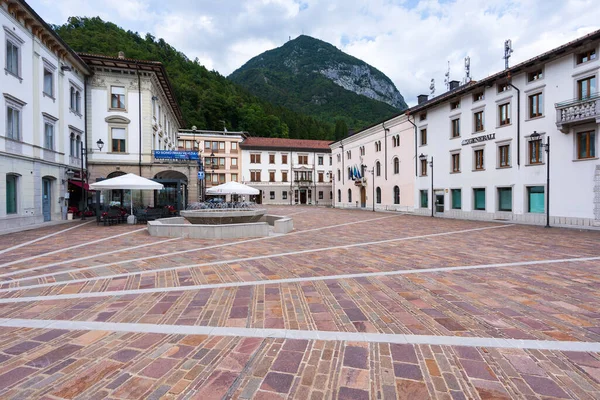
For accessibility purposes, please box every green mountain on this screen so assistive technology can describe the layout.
[53,17,334,140]
[228,35,407,128]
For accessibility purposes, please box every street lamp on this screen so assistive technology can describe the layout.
[419,153,434,217]
[80,145,87,220]
[530,131,550,228]
[96,139,104,152]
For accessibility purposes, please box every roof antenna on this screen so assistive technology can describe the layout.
[504,39,513,69]
[464,56,471,84]
[429,79,435,96]
[444,61,450,91]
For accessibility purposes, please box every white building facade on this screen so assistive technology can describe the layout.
[0,0,90,230]
[330,115,415,211]
[82,53,188,210]
[240,137,333,205]
[410,30,600,227]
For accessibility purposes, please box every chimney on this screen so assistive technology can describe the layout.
[417,94,428,105]
[449,80,460,90]
[118,51,125,59]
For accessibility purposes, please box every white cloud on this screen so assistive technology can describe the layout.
[32,0,600,105]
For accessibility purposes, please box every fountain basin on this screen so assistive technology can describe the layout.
[180,208,266,225]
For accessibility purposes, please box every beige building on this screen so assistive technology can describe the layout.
[82,53,191,210]
[330,114,415,211]
[177,129,246,200]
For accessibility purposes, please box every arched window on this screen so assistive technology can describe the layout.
[347,167,352,180]
[76,135,81,158]
[391,137,396,147]
[394,186,400,204]
[393,157,400,174]
[374,142,378,152]
[337,189,341,202]
[348,188,352,203]
[337,169,340,181]
[70,133,76,157]
[376,187,381,204]
[396,134,400,146]
[70,87,76,110]
[376,161,381,177]
[75,91,81,113]
[330,191,333,200]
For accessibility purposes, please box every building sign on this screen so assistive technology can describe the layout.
[461,133,495,146]
[197,171,205,180]
[153,150,199,160]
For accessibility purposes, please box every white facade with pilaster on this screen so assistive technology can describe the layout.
[0,0,89,231]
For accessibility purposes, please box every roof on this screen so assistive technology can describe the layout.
[240,137,332,152]
[14,1,91,75]
[178,129,247,138]
[407,28,600,114]
[78,53,184,127]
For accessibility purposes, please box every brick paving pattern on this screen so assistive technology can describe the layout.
[0,206,598,399]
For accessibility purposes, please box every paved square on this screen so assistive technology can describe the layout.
[0,206,599,399]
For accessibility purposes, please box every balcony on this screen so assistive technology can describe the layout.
[555,94,600,133]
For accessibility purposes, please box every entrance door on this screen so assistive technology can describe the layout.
[42,178,52,221]
[255,191,262,204]
[300,189,307,204]
[360,187,366,208]
[435,190,445,213]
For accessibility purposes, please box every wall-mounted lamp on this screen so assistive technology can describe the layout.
[96,139,104,151]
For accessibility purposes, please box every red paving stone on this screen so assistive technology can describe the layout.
[0,206,598,398]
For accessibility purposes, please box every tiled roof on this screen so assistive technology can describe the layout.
[407,27,600,114]
[241,137,332,151]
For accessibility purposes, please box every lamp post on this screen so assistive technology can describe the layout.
[80,145,86,220]
[419,153,434,217]
[530,131,550,228]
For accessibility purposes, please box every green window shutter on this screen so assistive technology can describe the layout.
[474,189,485,210]
[528,186,544,213]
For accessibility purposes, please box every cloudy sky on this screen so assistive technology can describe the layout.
[32,0,599,106]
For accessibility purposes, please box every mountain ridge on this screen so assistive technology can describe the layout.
[228,35,407,127]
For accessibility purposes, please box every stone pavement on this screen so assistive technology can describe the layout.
[0,206,598,399]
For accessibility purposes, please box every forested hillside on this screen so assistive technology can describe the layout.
[54,17,335,140]
[229,35,407,127]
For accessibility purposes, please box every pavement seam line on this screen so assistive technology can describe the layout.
[0,227,149,269]
[0,224,514,297]
[0,318,598,352]
[0,237,182,279]
[0,214,400,283]
[0,221,94,256]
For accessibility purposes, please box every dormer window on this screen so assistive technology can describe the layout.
[473,91,484,102]
[528,69,543,82]
[577,49,597,65]
[497,83,510,93]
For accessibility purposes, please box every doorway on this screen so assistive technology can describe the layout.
[435,190,445,213]
[360,187,366,208]
[42,178,52,221]
[300,189,307,204]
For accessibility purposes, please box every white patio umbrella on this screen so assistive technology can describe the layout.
[206,181,259,195]
[89,173,164,218]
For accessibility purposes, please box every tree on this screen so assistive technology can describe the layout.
[334,120,348,141]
